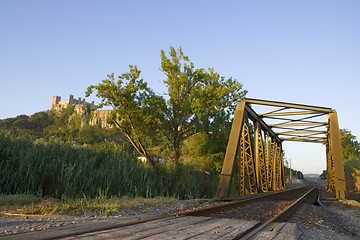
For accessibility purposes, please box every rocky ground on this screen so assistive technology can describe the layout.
[295,200,360,240]
[1,192,360,239]
[0,213,95,236]
[207,200,294,222]
[294,187,360,240]
[0,198,212,237]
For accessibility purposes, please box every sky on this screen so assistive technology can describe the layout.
[1,0,359,174]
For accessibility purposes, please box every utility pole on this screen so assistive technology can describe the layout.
[289,158,292,184]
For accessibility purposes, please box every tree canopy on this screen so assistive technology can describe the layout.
[86,47,247,170]
[341,129,360,162]
[340,129,360,192]
[86,65,162,168]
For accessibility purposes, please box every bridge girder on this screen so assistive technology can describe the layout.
[216,98,346,200]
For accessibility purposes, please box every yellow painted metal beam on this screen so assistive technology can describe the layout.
[262,110,320,116]
[280,136,326,141]
[275,130,327,135]
[280,138,326,143]
[244,104,282,143]
[327,111,346,199]
[245,98,333,113]
[270,122,328,127]
[216,102,246,200]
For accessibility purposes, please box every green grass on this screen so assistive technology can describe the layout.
[0,194,39,206]
[0,133,218,200]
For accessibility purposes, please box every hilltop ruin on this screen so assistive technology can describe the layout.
[51,95,112,128]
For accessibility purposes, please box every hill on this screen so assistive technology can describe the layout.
[0,106,124,146]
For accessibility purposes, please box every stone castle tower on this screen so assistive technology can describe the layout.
[51,95,112,128]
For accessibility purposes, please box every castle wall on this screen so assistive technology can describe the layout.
[51,95,111,129]
[89,110,113,128]
[51,94,94,112]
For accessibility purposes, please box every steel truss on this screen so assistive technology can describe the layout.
[216,98,346,200]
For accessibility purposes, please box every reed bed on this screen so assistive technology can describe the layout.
[0,133,217,199]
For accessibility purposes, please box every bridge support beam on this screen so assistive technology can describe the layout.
[327,111,346,199]
[216,102,245,199]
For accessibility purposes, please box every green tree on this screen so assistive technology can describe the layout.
[86,65,161,168]
[157,47,246,167]
[340,129,360,191]
[320,170,327,180]
[86,47,247,170]
[43,105,76,141]
[184,132,225,172]
[341,129,360,161]
[76,125,105,144]
[29,111,53,131]
[0,112,55,140]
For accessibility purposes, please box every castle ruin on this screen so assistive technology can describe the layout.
[51,95,95,111]
[51,95,112,128]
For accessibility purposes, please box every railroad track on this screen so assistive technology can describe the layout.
[1,186,321,240]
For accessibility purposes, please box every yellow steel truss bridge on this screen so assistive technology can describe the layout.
[216,98,346,200]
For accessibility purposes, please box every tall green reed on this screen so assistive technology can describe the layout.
[0,133,217,199]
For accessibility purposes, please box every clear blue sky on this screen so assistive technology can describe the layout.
[1,0,359,174]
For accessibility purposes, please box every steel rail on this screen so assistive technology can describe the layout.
[236,187,318,240]
[185,186,309,216]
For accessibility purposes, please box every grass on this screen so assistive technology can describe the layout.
[0,194,39,206]
[0,133,218,200]
[3,193,179,218]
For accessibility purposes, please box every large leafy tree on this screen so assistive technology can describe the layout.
[86,65,161,168]
[86,47,247,170]
[157,47,247,167]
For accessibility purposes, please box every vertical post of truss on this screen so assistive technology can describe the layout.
[243,118,258,194]
[255,122,269,192]
[328,111,346,199]
[216,102,246,200]
[239,130,245,196]
[267,137,274,191]
[265,132,271,191]
[280,145,286,189]
[326,134,335,192]
[254,121,260,190]
[274,143,279,190]
[265,132,271,190]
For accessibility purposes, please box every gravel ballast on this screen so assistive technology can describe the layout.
[1,194,359,238]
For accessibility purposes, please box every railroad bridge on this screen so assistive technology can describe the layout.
[216,98,346,200]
